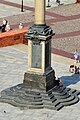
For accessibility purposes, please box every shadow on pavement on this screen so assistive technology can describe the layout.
[61,74,80,88]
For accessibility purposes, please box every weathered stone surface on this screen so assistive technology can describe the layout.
[0,84,80,111]
[23,68,55,92]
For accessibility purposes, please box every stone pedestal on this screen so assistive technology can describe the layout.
[24,24,55,92]
[24,69,55,92]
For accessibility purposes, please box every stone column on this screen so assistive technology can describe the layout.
[24,0,55,91]
[35,0,45,25]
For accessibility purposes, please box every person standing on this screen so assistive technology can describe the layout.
[74,49,79,63]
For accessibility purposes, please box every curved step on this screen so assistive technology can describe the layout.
[61,97,79,106]
[57,95,75,103]
[44,103,63,111]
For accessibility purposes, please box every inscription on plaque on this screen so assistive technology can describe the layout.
[32,42,42,68]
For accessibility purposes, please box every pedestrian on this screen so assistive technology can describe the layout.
[19,23,23,29]
[74,49,79,63]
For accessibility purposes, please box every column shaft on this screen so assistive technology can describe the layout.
[35,0,46,25]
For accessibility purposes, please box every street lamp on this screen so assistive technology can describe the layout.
[21,0,24,12]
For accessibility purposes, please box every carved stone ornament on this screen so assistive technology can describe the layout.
[24,24,55,41]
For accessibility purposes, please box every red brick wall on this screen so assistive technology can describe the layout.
[0,28,28,47]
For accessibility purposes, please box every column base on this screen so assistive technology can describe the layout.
[23,69,55,92]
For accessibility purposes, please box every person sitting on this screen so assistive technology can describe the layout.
[75,66,79,74]
[19,23,24,29]
[56,0,60,5]
[55,76,63,88]
[69,65,79,74]
[0,19,8,32]
[5,22,11,32]
[69,65,75,73]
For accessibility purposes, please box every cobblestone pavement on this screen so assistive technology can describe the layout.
[0,44,80,120]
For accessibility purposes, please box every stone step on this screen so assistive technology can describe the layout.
[52,86,63,92]
[43,97,57,103]
[27,105,44,109]
[52,100,61,107]
[19,93,41,98]
[17,94,42,101]
[10,85,41,95]
[68,89,80,96]
[0,85,80,111]
[58,95,75,103]
[63,87,71,91]
[14,97,43,105]
[54,93,71,99]
[41,93,54,100]
[2,91,42,100]
[61,96,79,106]
[42,95,57,102]
[52,90,68,96]
[44,103,64,111]
[64,88,80,96]
[0,97,43,109]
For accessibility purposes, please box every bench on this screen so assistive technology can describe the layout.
[0,28,28,47]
